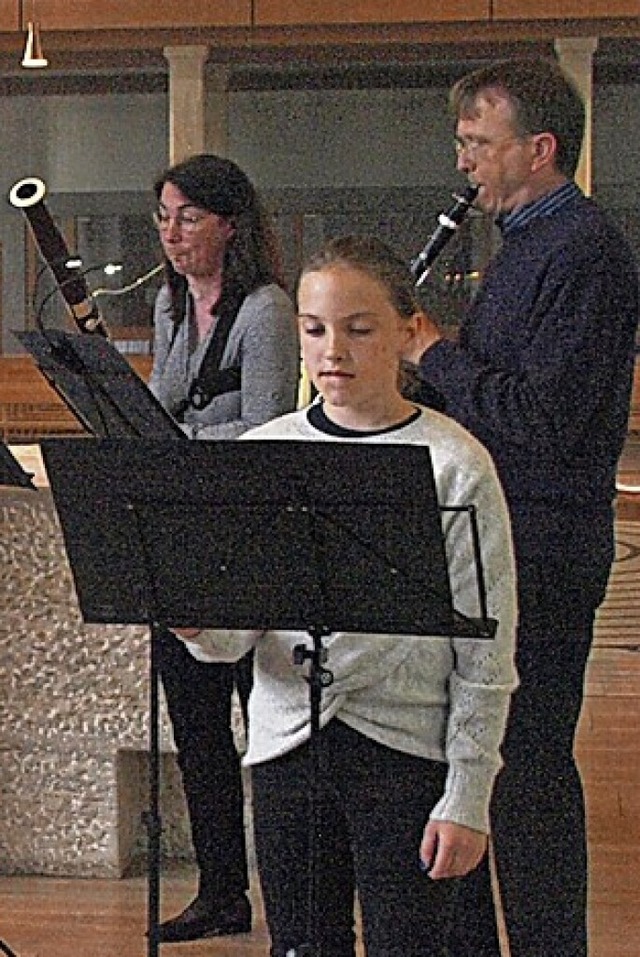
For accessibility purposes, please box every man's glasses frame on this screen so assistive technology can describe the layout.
[454,133,533,159]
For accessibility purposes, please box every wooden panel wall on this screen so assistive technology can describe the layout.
[494,0,640,18]
[5,1,639,35]
[34,1,252,31]
[0,0,17,31]
[3,1,639,35]
[253,1,490,26]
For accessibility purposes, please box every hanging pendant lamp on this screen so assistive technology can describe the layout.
[21,2,48,69]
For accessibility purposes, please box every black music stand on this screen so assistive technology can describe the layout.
[14,328,184,439]
[0,442,37,490]
[40,437,496,956]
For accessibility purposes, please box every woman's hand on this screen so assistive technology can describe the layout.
[419,819,487,879]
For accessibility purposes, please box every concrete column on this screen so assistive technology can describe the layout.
[554,37,599,196]
[163,45,209,165]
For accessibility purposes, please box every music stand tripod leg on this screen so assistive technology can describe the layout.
[142,624,163,957]
[0,937,20,957]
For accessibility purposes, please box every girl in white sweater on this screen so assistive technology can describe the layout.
[174,236,517,957]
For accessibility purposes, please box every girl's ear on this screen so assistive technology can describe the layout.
[400,310,425,350]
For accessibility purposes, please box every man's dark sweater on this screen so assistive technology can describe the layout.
[418,189,639,577]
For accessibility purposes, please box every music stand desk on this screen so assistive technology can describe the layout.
[14,328,184,440]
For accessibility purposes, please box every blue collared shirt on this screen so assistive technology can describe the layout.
[497,181,582,236]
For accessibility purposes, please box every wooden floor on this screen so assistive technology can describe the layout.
[2,498,640,957]
[0,867,272,957]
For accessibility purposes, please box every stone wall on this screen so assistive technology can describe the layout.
[0,483,194,877]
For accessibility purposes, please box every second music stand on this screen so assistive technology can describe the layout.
[14,328,184,439]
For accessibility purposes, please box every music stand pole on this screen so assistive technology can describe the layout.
[124,506,179,957]
[290,627,334,957]
[144,626,163,957]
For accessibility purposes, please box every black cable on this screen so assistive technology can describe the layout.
[34,262,112,334]
[34,262,161,334]
[31,255,83,326]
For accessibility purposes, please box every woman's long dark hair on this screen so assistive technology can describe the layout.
[154,153,285,332]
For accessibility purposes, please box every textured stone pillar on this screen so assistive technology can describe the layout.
[164,45,209,165]
[0,452,192,877]
[555,37,599,197]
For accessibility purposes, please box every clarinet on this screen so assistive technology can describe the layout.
[410,183,479,288]
[8,176,108,336]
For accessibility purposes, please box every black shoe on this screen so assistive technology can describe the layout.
[156,894,251,943]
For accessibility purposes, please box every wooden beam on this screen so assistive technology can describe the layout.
[34,1,252,31]
[494,1,640,18]
[254,0,490,26]
[0,0,18,32]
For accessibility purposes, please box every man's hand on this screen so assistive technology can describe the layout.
[419,819,487,880]
[402,311,443,366]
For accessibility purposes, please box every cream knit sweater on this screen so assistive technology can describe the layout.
[182,405,518,833]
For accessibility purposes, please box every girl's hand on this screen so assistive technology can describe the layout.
[419,819,487,880]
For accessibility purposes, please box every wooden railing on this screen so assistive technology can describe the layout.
[628,359,640,434]
[0,354,152,443]
[2,352,637,442]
